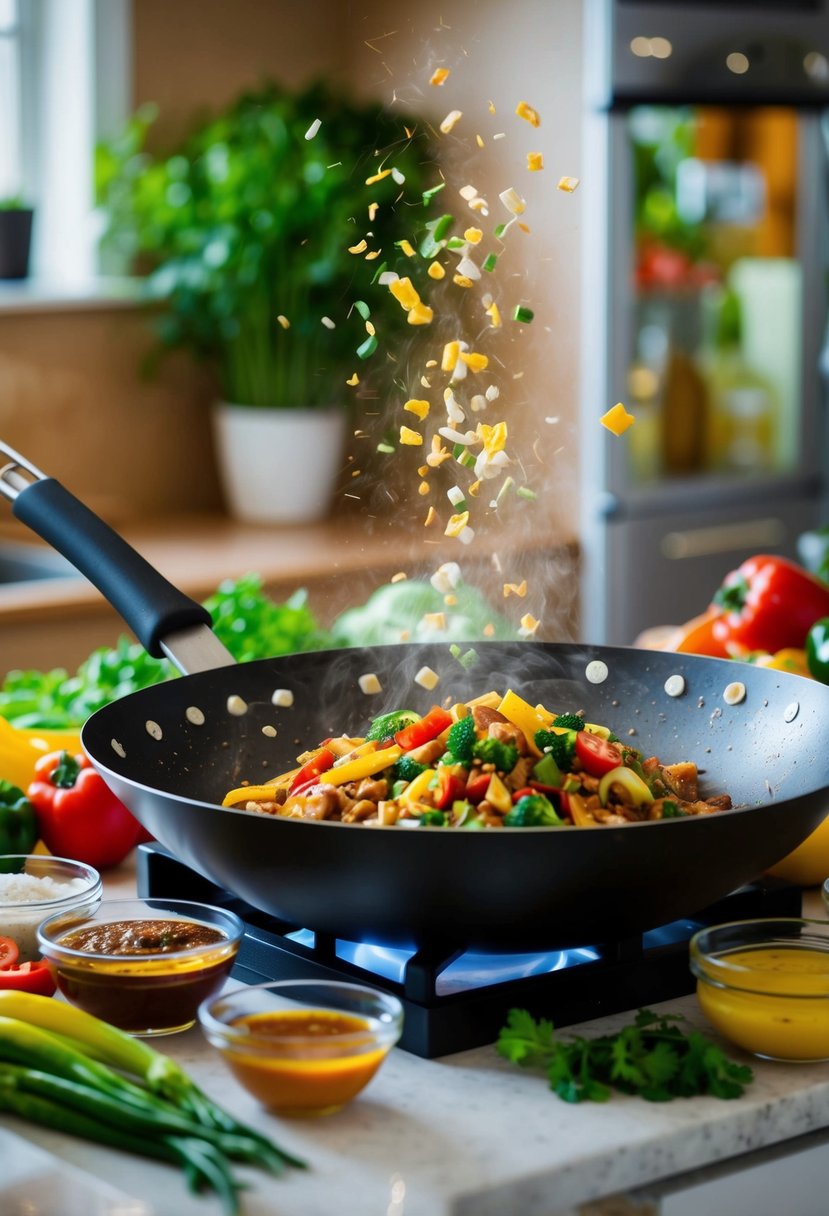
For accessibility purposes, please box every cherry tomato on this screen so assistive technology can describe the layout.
[0,936,19,969]
[0,960,56,996]
[574,731,623,778]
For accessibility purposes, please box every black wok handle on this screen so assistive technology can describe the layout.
[11,476,213,659]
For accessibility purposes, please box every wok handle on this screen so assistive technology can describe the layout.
[11,476,214,660]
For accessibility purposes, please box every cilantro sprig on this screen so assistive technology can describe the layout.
[497,1008,754,1103]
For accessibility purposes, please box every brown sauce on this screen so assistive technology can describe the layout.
[59,918,224,955]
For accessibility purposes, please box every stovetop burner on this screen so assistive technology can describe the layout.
[137,844,801,1059]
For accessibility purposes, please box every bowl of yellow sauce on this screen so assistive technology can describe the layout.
[198,979,403,1116]
[690,918,829,1062]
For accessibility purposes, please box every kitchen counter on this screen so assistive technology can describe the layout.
[5,861,829,1216]
[0,512,579,672]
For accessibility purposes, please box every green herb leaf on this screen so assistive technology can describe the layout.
[497,1008,754,1104]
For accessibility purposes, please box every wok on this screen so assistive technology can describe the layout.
[2,445,828,952]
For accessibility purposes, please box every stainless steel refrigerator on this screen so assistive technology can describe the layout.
[580,0,829,644]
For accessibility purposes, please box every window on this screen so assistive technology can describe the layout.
[0,0,23,202]
[0,0,131,287]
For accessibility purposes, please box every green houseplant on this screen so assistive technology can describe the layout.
[96,80,432,521]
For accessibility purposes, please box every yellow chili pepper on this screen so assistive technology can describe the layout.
[319,746,402,787]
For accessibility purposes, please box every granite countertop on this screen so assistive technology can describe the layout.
[4,864,829,1216]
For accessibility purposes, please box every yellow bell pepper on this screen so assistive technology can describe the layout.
[752,649,811,679]
[0,716,82,793]
[319,745,402,787]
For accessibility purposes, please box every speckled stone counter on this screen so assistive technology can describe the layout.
[6,991,829,1216]
[4,868,828,1216]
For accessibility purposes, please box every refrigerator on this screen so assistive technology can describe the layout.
[580,0,829,645]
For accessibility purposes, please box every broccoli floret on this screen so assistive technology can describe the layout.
[446,714,477,764]
[661,800,688,819]
[534,729,576,771]
[504,793,563,827]
[365,709,420,743]
[391,755,428,784]
[552,712,585,731]
[471,737,519,772]
[419,809,447,827]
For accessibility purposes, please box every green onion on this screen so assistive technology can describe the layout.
[482,253,498,271]
[513,305,534,323]
[517,486,537,501]
[422,183,446,205]
[356,334,379,359]
[352,299,371,320]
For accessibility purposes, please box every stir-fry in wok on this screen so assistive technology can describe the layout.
[222,690,733,828]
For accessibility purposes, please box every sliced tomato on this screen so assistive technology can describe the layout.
[394,707,453,752]
[0,936,19,969]
[0,960,56,996]
[574,731,623,778]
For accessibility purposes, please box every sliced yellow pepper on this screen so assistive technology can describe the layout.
[397,767,436,806]
[497,691,549,756]
[319,745,402,787]
[0,717,82,792]
[222,783,285,809]
[753,649,811,678]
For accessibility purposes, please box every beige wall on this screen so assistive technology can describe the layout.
[0,1,583,544]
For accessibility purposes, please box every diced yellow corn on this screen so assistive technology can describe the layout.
[423,612,447,631]
[418,481,430,496]
[600,402,635,436]
[453,274,473,288]
[398,239,416,257]
[445,511,470,538]
[428,261,446,280]
[389,276,421,311]
[486,301,502,328]
[464,227,483,244]
[407,303,434,325]
[519,613,540,636]
[348,239,368,254]
[404,398,430,419]
[503,580,528,598]
[442,341,460,372]
[346,372,359,386]
[557,175,580,193]
[430,67,450,86]
[424,506,438,527]
[515,100,541,127]
[460,351,488,372]
[527,152,544,172]
[400,426,423,446]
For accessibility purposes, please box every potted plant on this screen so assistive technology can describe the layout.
[0,197,34,280]
[96,80,432,523]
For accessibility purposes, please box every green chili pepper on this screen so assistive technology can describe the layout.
[806,616,829,682]
[0,780,38,865]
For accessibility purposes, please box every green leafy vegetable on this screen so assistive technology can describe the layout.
[497,1008,754,1103]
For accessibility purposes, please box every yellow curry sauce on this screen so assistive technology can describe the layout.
[697,946,829,1061]
[221,1009,390,1114]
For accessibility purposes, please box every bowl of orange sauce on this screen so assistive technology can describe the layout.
[198,979,403,1116]
[690,918,829,1062]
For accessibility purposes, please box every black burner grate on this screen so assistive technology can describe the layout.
[137,844,801,1059]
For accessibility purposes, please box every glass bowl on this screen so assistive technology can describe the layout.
[37,897,243,1036]
[0,854,102,962]
[690,917,829,1062]
[198,979,404,1116]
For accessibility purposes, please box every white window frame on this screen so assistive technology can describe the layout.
[6,0,131,292]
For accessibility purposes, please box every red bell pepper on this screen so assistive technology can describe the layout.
[434,767,466,810]
[711,555,829,656]
[27,750,143,870]
[465,771,491,804]
[0,960,56,996]
[289,747,336,794]
[394,707,453,752]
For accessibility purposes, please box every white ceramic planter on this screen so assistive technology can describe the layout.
[211,403,347,524]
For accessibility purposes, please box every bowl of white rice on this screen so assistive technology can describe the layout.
[0,855,102,961]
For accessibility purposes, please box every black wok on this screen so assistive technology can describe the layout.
[3,446,829,952]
